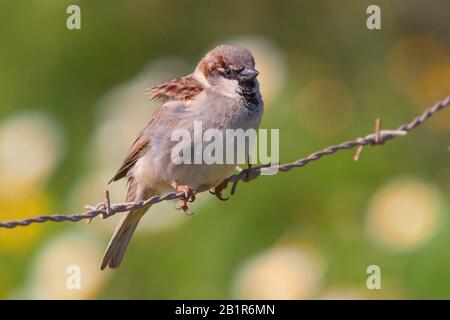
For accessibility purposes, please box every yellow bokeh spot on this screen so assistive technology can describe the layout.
[387,36,449,96]
[417,62,450,130]
[28,232,110,299]
[234,245,325,299]
[366,177,441,251]
[387,36,450,131]
[0,112,63,198]
[0,193,49,252]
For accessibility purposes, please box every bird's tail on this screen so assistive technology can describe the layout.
[100,204,151,270]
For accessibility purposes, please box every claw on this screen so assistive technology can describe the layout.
[231,160,258,196]
[212,189,230,201]
[171,182,196,215]
[210,181,230,201]
[175,201,194,215]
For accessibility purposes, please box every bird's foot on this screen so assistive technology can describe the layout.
[171,182,196,215]
[229,161,259,196]
[209,180,230,201]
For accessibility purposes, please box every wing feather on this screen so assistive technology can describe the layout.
[108,132,150,183]
[146,75,203,102]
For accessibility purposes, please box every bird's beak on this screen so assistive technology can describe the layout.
[239,67,259,82]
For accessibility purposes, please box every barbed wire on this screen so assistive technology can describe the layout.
[1,96,449,229]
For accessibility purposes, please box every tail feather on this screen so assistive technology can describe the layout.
[100,206,149,270]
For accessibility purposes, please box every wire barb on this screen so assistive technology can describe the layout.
[0,95,449,229]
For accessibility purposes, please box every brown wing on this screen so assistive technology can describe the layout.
[110,75,202,184]
[108,132,150,184]
[146,75,204,102]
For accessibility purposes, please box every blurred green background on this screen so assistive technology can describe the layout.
[0,0,449,299]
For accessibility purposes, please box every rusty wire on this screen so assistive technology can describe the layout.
[1,95,449,229]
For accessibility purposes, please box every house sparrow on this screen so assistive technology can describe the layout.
[101,44,263,270]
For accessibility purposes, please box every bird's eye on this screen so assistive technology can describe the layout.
[221,68,233,78]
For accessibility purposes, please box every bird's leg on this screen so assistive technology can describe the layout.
[244,161,253,182]
[171,181,196,215]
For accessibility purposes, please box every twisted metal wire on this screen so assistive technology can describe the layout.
[1,96,449,229]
